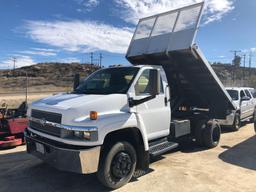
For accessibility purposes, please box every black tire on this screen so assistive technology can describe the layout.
[97,142,137,189]
[194,120,207,146]
[250,109,256,123]
[231,113,241,131]
[202,120,221,149]
[252,110,256,133]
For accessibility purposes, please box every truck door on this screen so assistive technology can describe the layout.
[245,89,254,117]
[240,90,250,119]
[133,68,171,140]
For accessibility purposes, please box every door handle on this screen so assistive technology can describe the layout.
[164,97,168,106]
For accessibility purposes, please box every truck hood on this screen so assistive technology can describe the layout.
[30,93,130,124]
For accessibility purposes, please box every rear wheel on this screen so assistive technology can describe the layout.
[231,113,241,131]
[202,120,221,148]
[97,142,137,189]
[194,120,207,146]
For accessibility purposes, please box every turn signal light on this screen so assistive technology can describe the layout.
[90,111,98,120]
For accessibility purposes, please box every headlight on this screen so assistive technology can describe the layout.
[73,129,98,141]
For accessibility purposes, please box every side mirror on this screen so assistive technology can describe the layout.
[241,96,250,101]
[149,69,160,96]
[73,74,80,91]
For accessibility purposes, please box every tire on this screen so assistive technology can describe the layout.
[252,110,256,133]
[231,113,241,131]
[194,120,207,146]
[202,120,221,149]
[250,109,256,123]
[254,122,256,133]
[97,142,137,189]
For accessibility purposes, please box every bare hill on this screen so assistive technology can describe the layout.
[0,63,100,93]
[1,62,256,94]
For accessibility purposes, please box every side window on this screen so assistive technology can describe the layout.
[240,90,246,99]
[245,90,252,99]
[135,70,151,95]
[249,89,256,98]
[135,69,163,96]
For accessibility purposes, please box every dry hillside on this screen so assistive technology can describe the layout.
[1,62,256,94]
[0,63,100,93]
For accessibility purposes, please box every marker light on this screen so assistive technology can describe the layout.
[90,111,98,120]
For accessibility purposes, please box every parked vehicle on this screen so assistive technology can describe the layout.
[0,101,28,148]
[25,2,236,189]
[219,87,256,131]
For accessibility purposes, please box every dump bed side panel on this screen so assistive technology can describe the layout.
[126,2,236,119]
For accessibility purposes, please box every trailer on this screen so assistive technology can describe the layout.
[25,2,236,189]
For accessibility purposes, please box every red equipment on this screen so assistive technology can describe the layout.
[0,102,28,148]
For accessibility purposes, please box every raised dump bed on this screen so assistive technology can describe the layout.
[126,2,236,119]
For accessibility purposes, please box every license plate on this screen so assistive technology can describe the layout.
[35,142,45,154]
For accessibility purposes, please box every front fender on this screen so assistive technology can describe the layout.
[97,112,149,151]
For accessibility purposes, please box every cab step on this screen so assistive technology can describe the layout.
[149,140,179,157]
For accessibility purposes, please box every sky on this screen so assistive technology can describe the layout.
[0,0,256,69]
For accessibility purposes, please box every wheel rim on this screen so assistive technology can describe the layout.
[111,152,132,179]
[235,116,240,129]
[212,126,220,143]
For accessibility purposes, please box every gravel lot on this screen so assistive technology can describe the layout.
[0,124,256,192]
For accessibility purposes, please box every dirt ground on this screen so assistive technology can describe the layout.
[0,124,256,192]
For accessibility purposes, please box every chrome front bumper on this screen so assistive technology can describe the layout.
[25,129,101,174]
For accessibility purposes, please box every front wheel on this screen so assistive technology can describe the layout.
[253,110,256,133]
[97,142,137,189]
[231,113,241,131]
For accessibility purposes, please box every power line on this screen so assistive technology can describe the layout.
[230,50,241,58]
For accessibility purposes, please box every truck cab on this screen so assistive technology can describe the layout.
[25,2,235,189]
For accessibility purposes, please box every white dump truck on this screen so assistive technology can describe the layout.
[25,2,236,189]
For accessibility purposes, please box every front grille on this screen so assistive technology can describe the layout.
[31,109,62,124]
[30,110,62,137]
[29,121,61,137]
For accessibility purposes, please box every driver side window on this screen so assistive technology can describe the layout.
[240,90,246,99]
[135,70,151,96]
[135,69,163,96]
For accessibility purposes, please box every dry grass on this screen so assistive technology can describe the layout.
[0,93,55,108]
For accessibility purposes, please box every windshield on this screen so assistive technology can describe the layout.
[226,90,239,101]
[74,67,139,95]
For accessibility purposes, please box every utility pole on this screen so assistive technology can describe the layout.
[230,50,241,85]
[99,53,103,68]
[243,54,246,85]
[25,71,28,105]
[230,50,241,58]
[249,51,252,77]
[12,57,16,77]
[90,52,94,65]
